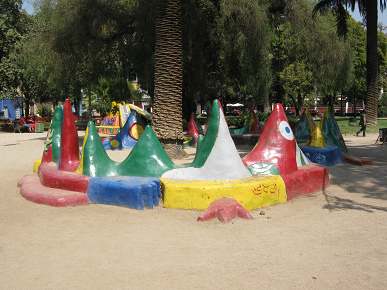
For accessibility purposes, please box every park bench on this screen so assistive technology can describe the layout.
[75,120,89,130]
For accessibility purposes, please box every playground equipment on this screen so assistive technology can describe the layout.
[97,102,152,135]
[18,99,331,222]
[101,110,148,150]
[295,106,371,166]
[295,107,345,166]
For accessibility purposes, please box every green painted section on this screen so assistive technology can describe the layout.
[45,105,63,163]
[294,113,312,144]
[183,135,196,147]
[247,163,280,175]
[81,123,176,177]
[119,125,176,177]
[321,107,348,154]
[196,134,204,152]
[82,122,117,177]
[229,122,249,134]
[188,99,220,168]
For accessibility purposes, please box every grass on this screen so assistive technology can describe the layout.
[317,117,387,135]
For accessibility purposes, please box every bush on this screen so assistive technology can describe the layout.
[36,104,53,117]
[225,113,249,128]
[378,107,387,117]
[287,117,299,129]
[255,111,270,124]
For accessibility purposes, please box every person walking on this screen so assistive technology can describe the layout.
[356,109,367,137]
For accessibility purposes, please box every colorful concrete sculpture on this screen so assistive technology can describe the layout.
[97,102,152,135]
[18,98,331,217]
[59,99,80,172]
[162,99,287,210]
[197,198,252,223]
[229,109,264,135]
[78,122,175,177]
[320,107,348,154]
[184,112,204,146]
[299,121,343,167]
[102,110,147,150]
[162,100,251,181]
[294,108,315,144]
[87,176,161,210]
[242,103,329,199]
[19,99,165,209]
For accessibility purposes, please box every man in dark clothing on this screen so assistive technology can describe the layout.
[356,110,367,137]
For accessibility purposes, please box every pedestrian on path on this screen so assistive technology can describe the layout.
[356,109,367,137]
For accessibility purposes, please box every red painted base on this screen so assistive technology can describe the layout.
[342,154,372,166]
[282,163,330,201]
[18,174,90,207]
[197,198,252,223]
[38,162,90,193]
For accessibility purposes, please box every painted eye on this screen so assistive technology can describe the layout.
[279,121,294,140]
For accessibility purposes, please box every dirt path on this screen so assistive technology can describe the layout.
[0,131,386,289]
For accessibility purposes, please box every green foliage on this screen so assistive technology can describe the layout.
[287,116,299,129]
[255,111,270,123]
[225,113,249,128]
[378,107,387,117]
[36,103,53,117]
[2,0,386,127]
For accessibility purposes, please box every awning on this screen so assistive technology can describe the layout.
[226,103,244,107]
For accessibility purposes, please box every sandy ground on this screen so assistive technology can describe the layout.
[0,130,386,289]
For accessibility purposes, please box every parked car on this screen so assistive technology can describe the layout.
[228,109,240,116]
[309,109,321,117]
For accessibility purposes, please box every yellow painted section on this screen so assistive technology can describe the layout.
[161,175,287,211]
[306,124,326,147]
[33,159,42,173]
[76,126,89,175]
[249,111,254,131]
[304,108,316,132]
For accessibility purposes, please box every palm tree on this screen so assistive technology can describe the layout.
[313,0,387,126]
[152,0,187,159]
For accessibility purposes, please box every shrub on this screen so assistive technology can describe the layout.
[287,117,299,129]
[225,113,249,128]
[378,107,387,117]
[36,104,53,117]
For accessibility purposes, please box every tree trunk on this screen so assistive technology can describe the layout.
[88,86,92,120]
[263,90,271,113]
[153,0,187,159]
[366,0,379,126]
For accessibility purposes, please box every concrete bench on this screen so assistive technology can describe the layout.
[75,120,89,130]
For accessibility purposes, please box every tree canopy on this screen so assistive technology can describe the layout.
[1,0,387,122]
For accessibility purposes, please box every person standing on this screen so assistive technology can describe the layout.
[356,109,367,137]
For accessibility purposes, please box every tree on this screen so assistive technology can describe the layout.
[152,0,187,159]
[313,0,387,126]
[0,0,28,98]
[274,0,354,113]
[280,62,314,115]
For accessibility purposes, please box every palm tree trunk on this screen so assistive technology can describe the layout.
[366,0,379,126]
[153,0,187,159]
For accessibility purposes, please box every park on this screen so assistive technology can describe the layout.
[2,0,387,288]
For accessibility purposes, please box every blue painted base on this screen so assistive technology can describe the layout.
[299,145,343,167]
[87,176,161,210]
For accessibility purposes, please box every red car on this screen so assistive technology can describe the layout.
[309,109,321,117]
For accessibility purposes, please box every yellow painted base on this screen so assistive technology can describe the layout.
[33,159,42,173]
[161,175,287,211]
